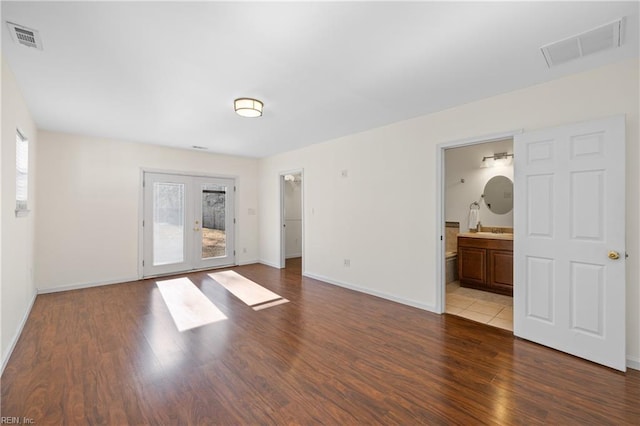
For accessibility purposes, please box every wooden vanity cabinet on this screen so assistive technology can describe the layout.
[457,236,513,296]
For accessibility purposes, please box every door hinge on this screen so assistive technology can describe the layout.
[234,186,236,192]
[234,218,236,224]
[142,220,145,227]
[234,250,236,255]
[143,179,145,188]
[142,260,145,266]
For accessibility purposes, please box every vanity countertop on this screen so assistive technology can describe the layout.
[458,232,513,241]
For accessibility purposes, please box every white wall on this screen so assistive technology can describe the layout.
[1,57,38,370]
[35,132,259,291]
[258,58,640,366]
[284,174,302,258]
[445,139,514,232]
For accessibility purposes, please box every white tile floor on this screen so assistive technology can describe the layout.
[445,281,513,331]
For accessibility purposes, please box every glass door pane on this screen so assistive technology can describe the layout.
[153,182,185,265]
[143,173,193,277]
[201,184,227,259]
[194,177,235,269]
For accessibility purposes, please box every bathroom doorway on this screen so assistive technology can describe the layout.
[440,134,516,331]
[438,117,626,370]
[280,170,303,271]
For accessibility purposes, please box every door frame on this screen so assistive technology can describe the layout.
[137,168,239,279]
[435,130,522,314]
[279,168,304,270]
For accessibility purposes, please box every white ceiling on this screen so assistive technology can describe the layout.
[2,1,638,158]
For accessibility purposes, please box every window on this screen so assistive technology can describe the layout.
[16,129,29,216]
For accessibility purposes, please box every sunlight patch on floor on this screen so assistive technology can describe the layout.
[156,277,228,331]
[209,270,288,309]
[253,298,290,311]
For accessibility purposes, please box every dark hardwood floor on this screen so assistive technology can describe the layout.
[2,258,639,424]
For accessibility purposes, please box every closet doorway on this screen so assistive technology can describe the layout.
[142,172,236,277]
[280,170,303,270]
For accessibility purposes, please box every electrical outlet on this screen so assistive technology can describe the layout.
[344,259,350,267]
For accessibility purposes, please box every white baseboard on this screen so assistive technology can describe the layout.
[37,276,139,294]
[237,258,259,266]
[1,291,37,375]
[285,253,302,259]
[303,271,437,313]
[627,356,640,371]
[259,259,281,269]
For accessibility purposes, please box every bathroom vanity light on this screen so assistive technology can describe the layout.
[234,98,263,118]
[482,152,513,167]
[482,152,513,162]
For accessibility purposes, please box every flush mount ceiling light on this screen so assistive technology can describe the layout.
[234,98,263,118]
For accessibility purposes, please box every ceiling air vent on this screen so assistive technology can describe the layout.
[541,19,622,67]
[6,21,43,50]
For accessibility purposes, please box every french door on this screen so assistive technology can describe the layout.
[143,172,235,277]
[514,115,626,371]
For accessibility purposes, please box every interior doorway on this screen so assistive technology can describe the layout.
[438,132,517,331]
[438,117,627,371]
[280,170,303,271]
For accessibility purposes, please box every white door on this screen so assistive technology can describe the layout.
[514,115,626,371]
[143,173,235,277]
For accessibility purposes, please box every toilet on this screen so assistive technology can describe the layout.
[445,222,459,283]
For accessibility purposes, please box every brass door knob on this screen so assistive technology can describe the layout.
[608,251,620,260]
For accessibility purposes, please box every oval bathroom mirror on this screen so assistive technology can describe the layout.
[483,175,513,214]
